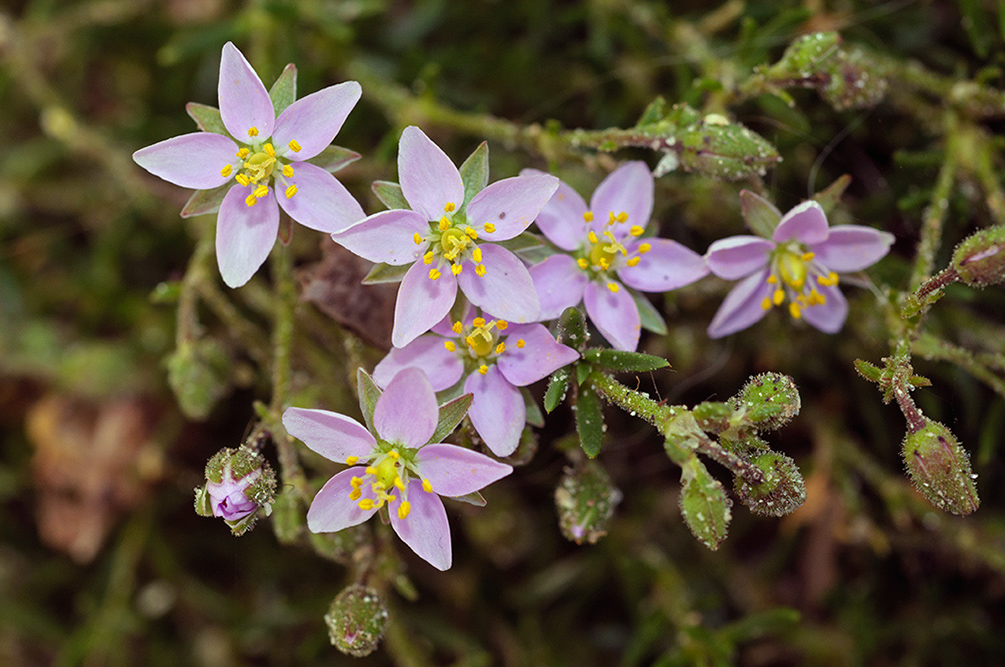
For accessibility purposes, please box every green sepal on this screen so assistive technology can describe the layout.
[575,361,591,386]
[186,102,230,136]
[431,393,473,443]
[495,232,546,257]
[181,183,230,218]
[450,491,487,507]
[633,292,667,335]
[676,114,781,180]
[854,359,883,383]
[269,63,297,116]
[909,374,932,388]
[372,180,409,210]
[811,174,852,215]
[575,384,604,458]
[356,368,382,431]
[557,306,590,351]
[692,401,733,434]
[584,348,669,373]
[523,388,545,428]
[544,366,572,413]
[739,189,782,238]
[194,485,214,516]
[679,457,731,550]
[766,31,841,79]
[306,145,361,174]
[459,141,489,208]
[362,262,410,285]
[636,96,670,126]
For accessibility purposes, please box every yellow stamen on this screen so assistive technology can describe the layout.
[220,164,233,177]
[358,499,375,510]
[393,475,405,491]
[452,321,463,334]
[245,194,257,207]
[388,450,400,460]
[423,251,434,265]
[285,184,298,199]
[444,340,456,352]
[577,258,589,269]
[476,264,487,276]
[235,174,250,187]
[484,223,496,233]
[598,258,610,270]
[465,227,478,240]
[348,489,361,500]
[626,257,641,267]
[247,126,259,137]
[422,479,433,493]
[630,225,644,236]
[346,456,359,465]
[429,268,441,280]
[438,217,450,232]
[638,243,652,254]
[350,476,363,488]
[288,139,301,152]
[473,317,486,327]
[616,212,629,223]
[398,501,411,519]
[470,247,482,263]
[517,339,526,348]
[773,289,784,306]
[413,233,423,245]
[478,364,489,375]
[608,282,620,293]
[253,185,269,198]
[496,320,508,330]
[761,297,772,310]
[789,302,802,319]
[445,202,455,212]
[767,274,778,284]
[236,147,250,159]
[608,211,616,224]
[451,263,463,275]
[495,342,506,355]
[282,164,294,178]
[801,251,815,261]
[365,466,377,475]
[583,211,594,222]
[264,143,275,157]
[588,231,599,244]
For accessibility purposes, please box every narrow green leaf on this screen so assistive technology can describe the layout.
[632,292,667,335]
[459,141,489,208]
[180,183,230,218]
[306,145,361,173]
[678,458,731,550]
[523,388,544,428]
[739,189,782,237]
[372,180,409,210]
[853,359,883,383]
[362,262,410,285]
[544,367,572,413]
[575,362,591,386]
[575,385,604,458]
[356,368,382,431]
[811,174,852,215]
[585,349,669,373]
[185,102,229,136]
[636,96,670,126]
[431,393,473,443]
[269,63,298,116]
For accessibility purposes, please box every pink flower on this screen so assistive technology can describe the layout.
[133,42,365,287]
[283,368,512,571]
[373,311,579,456]
[330,126,558,347]
[705,198,894,337]
[524,162,709,351]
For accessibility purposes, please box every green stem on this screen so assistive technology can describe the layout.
[909,143,957,291]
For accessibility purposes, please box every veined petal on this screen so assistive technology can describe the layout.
[529,254,588,320]
[277,162,364,233]
[773,200,829,244]
[273,81,362,160]
[802,281,849,333]
[398,126,464,221]
[218,42,274,140]
[457,244,539,322]
[618,238,710,292]
[414,444,513,497]
[810,225,895,272]
[373,367,439,449]
[464,367,525,457]
[589,161,654,239]
[216,184,279,288]
[392,261,458,348]
[132,133,238,190]
[520,169,589,251]
[706,268,773,339]
[374,336,464,392]
[282,408,377,462]
[497,324,579,386]
[307,467,379,533]
[467,174,559,240]
[705,235,774,280]
[584,281,641,351]
[331,209,429,265]
[388,480,451,571]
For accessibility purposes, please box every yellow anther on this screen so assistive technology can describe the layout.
[348,488,361,500]
[630,225,644,236]
[452,263,463,275]
[245,194,257,207]
[438,217,450,231]
[264,143,275,157]
[583,211,594,222]
[365,466,377,475]
[236,147,250,159]
[577,258,589,269]
[428,268,441,280]
[476,264,487,276]
[473,317,486,327]
[350,476,363,488]
[478,364,489,375]
[495,342,506,355]
[484,223,496,233]
[616,212,629,223]
[398,501,411,519]
[393,475,405,491]
[388,450,400,460]
[638,243,652,254]
[253,184,268,198]
[445,202,456,212]
[817,271,840,286]
[465,227,478,239]
[444,340,456,352]
[346,456,359,465]
[599,259,610,270]
[358,498,375,510]
[464,335,475,348]
[285,184,298,199]
[235,174,250,187]
[626,257,641,267]
[282,164,294,178]
[773,289,784,306]
[220,164,233,177]
[288,139,301,152]
[247,126,259,137]
[588,231,599,244]
[801,251,815,261]
[608,211,616,224]
[452,321,463,334]
[413,233,423,245]
[516,339,526,348]
[608,282,620,293]
[423,251,434,265]
[761,297,772,310]
[789,302,802,320]
[496,320,508,330]
[422,479,433,493]
[767,274,778,284]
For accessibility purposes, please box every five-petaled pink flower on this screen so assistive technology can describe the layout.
[330,126,559,347]
[524,162,710,351]
[373,310,579,456]
[704,198,894,338]
[133,42,365,287]
[283,367,512,571]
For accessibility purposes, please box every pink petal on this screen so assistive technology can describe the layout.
[584,281,641,351]
[414,444,513,497]
[374,367,439,449]
[218,42,274,141]
[272,81,362,160]
[589,161,654,239]
[810,226,895,272]
[392,261,458,348]
[331,209,429,265]
[307,467,379,533]
[398,126,464,221]
[520,169,590,251]
[497,324,579,386]
[457,244,539,322]
[705,236,774,280]
[216,184,279,288]
[467,174,559,241]
[618,238,710,292]
[772,200,829,244]
[706,268,773,339]
[374,336,464,391]
[389,480,451,571]
[801,281,849,333]
[529,254,589,320]
[132,133,238,190]
[464,365,525,457]
[282,407,376,462]
[276,162,364,233]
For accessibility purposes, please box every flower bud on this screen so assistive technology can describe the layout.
[731,372,800,432]
[167,338,231,420]
[195,446,276,535]
[902,420,979,516]
[557,306,589,351]
[733,451,806,517]
[820,49,887,111]
[324,584,389,657]
[555,460,623,545]
[950,226,1005,288]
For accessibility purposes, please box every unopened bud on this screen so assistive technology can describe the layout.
[950,226,1005,287]
[557,306,589,350]
[167,339,231,420]
[902,420,979,516]
[195,446,276,535]
[324,584,389,657]
[734,452,806,517]
[555,460,623,545]
[731,372,800,431]
[820,49,887,110]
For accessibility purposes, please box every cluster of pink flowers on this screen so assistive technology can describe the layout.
[136,43,894,569]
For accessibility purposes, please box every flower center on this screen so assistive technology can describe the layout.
[761,245,840,319]
[418,203,488,281]
[344,447,434,521]
[443,317,527,375]
[220,133,303,207]
[575,210,649,293]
